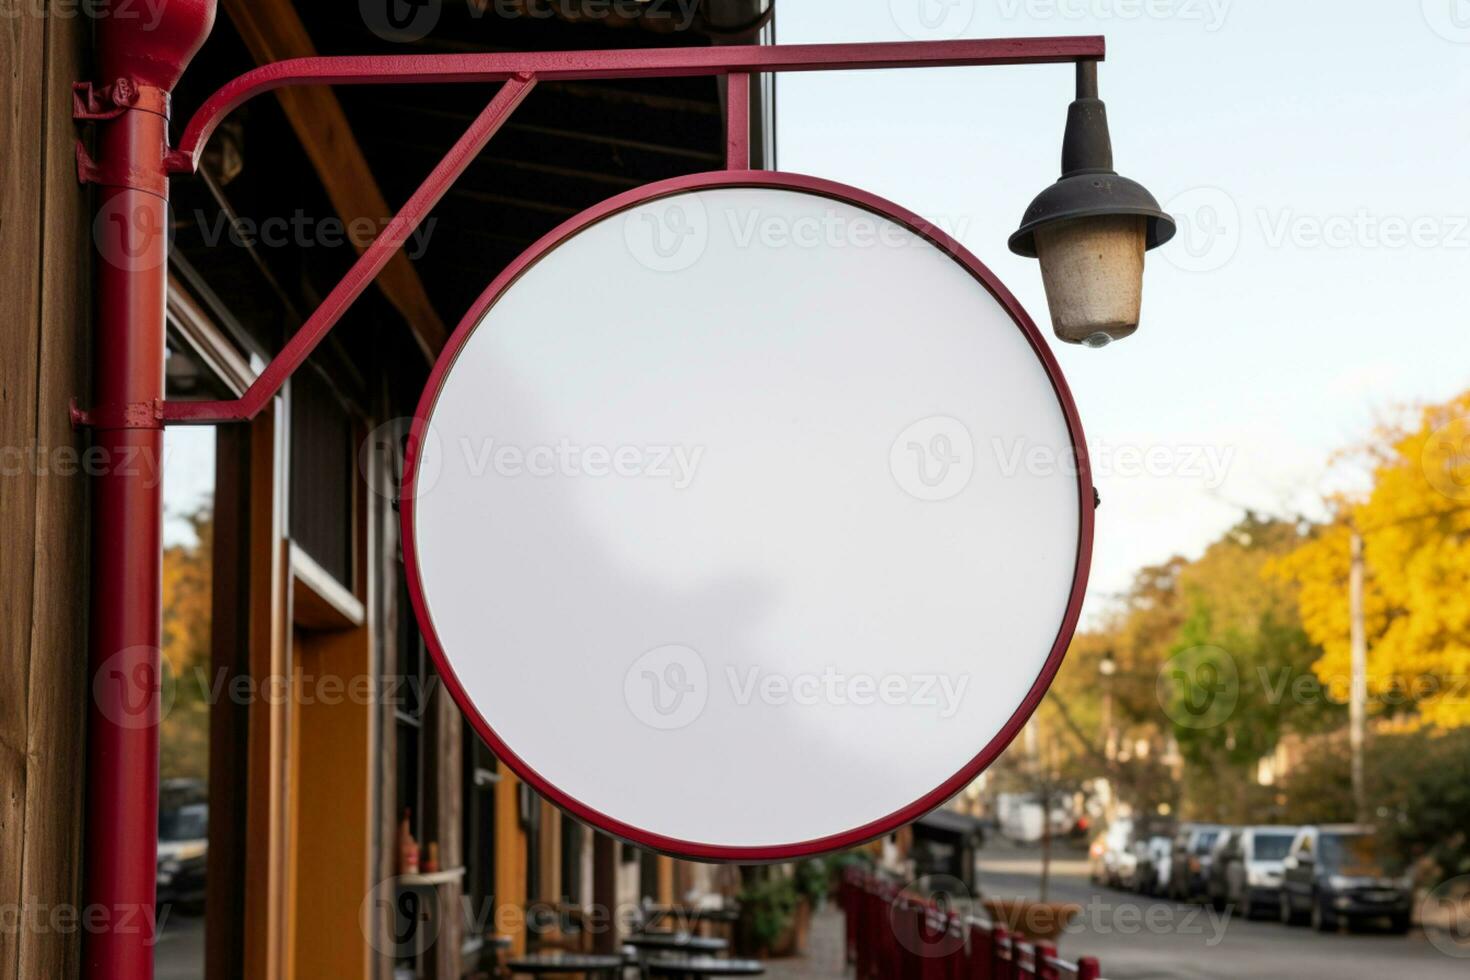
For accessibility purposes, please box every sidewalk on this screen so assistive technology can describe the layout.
[764,904,849,980]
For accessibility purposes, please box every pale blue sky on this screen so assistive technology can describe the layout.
[776,0,1470,608]
[167,4,1470,596]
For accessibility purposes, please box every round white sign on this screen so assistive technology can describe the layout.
[404,172,1092,860]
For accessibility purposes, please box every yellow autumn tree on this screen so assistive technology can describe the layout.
[161,505,214,781]
[1273,390,1470,729]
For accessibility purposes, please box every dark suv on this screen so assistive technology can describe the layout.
[1168,824,1228,901]
[1279,825,1412,933]
[157,780,208,913]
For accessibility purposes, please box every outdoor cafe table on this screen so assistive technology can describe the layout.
[506,952,625,978]
[644,957,765,978]
[642,904,741,930]
[625,933,729,955]
[641,904,740,944]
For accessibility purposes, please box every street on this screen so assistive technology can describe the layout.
[976,843,1465,980]
[154,911,204,980]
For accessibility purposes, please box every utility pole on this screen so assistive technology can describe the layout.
[1024,720,1052,902]
[1349,529,1368,825]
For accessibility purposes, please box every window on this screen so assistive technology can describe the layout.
[1321,833,1396,875]
[289,365,355,586]
[638,848,660,904]
[462,735,499,938]
[395,576,429,862]
[156,334,240,978]
[1253,833,1295,862]
[560,815,583,903]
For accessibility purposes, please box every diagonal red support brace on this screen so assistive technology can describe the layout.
[162,73,536,425]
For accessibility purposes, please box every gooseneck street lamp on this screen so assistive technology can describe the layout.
[1010,61,1176,348]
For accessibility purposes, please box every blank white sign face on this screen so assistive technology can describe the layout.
[407,180,1088,858]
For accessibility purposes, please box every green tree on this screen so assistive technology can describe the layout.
[1163,514,1331,822]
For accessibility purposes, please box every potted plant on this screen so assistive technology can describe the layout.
[979,896,1082,943]
[736,873,799,958]
[790,858,829,952]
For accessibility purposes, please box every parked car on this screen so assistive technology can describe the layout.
[1168,824,1229,901]
[1090,818,1134,888]
[1204,828,1241,909]
[1211,826,1298,918]
[1279,825,1412,933]
[1115,820,1174,892]
[157,781,208,913]
[1138,834,1175,896]
[996,792,1077,844]
[1120,833,1152,891]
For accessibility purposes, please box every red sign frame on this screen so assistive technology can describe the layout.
[399,169,1094,861]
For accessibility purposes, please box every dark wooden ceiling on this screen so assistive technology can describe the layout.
[169,1,745,411]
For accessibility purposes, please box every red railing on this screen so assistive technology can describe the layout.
[840,870,1102,980]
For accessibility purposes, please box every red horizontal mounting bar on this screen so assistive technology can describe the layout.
[168,37,1104,173]
[159,38,1104,426]
[162,74,536,425]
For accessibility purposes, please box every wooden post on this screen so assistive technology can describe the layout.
[0,6,92,976]
[591,831,620,956]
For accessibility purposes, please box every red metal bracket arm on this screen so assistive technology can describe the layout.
[156,37,1104,426]
[162,73,536,425]
[166,37,1104,174]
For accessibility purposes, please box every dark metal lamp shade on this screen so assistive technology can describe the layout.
[1009,171,1176,259]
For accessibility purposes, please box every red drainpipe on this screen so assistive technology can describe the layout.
[81,2,215,977]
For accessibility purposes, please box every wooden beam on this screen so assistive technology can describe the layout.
[221,0,447,357]
[0,8,92,978]
[591,833,620,956]
[206,424,252,980]
[244,411,291,980]
[291,623,375,979]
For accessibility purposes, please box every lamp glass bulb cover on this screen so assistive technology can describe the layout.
[1034,214,1146,346]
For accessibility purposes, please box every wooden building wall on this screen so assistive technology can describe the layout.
[0,4,93,978]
